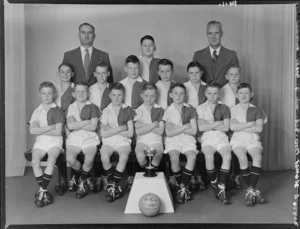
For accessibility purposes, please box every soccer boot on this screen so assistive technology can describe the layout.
[215,184,230,205]
[233,175,242,189]
[185,187,192,201]
[187,175,197,191]
[115,185,123,199]
[95,176,103,192]
[68,175,78,192]
[245,187,256,207]
[105,182,117,202]
[254,189,266,204]
[87,177,96,193]
[168,176,179,190]
[210,180,218,199]
[34,187,46,208]
[175,184,188,204]
[76,177,89,199]
[43,190,54,205]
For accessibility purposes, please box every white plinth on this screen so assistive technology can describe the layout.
[124,172,174,214]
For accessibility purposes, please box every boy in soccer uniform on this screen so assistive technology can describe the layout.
[184,61,206,108]
[196,81,232,205]
[134,83,164,172]
[120,55,147,109]
[29,81,64,207]
[66,82,101,199]
[163,83,198,204]
[138,35,160,84]
[100,83,136,202]
[155,59,176,110]
[230,82,267,207]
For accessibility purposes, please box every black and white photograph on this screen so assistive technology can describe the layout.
[1,0,299,228]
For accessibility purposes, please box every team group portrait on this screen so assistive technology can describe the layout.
[4,2,297,227]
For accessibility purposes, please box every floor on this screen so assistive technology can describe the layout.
[5,168,295,228]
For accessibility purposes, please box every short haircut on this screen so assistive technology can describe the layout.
[94,62,110,72]
[140,35,155,45]
[39,81,56,93]
[142,82,158,92]
[226,64,241,74]
[79,22,95,33]
[207,20,223,35]
[237,82,252,92]
[170,83,186,93]
[206,81,221,90]
[58,62,74,72]
[186,61,204,72]
[157,58,174,70]
[109,82,125,94]
[74,82,89,90]
[125,55,140,65]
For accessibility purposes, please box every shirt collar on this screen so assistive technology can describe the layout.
[37,102,57,110]
[209,46,221,57]
[126,76,143,82]
[80,46,93,54]
[186,80,206,86]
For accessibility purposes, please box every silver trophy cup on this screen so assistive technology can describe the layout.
[143,148,157,177]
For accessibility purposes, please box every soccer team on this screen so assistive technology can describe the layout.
[28,20,267,209]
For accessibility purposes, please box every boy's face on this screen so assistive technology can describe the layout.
[74,85,88,102]
[188,67,202,84]
[39,87,55,105]
[125,62,139,79]
[236,87,252,103]
[205,86,220,104]
[58,65,74,82]
[141,89,157,106]
[225,67,240,84]
[170,86,186,105]
[140,39,156,57]
[94,66,110,84]
[109,89,124,106]
[78,24,95,47]
[157,65,172,82]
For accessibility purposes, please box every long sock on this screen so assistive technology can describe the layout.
[219,168,230,186]
[105,166,114,182]
[240,167,251,186]
[173,170,182,184]
[41,173,52,189]
[113,170,123,185]
[74,168,82,180]
[206,168,217,182]
[249,166,261,189]
[35,175,43,188]
[80,169,90,181]
[181,168,193,187]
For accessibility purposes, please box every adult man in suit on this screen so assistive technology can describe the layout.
[63,23,113,87]
[193,20,239,88]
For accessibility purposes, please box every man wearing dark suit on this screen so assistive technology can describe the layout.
[63,23,113,87]
[193,20,239,88]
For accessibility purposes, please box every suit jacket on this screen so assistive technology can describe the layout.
[63,47,113,86]
[193,46,239,87]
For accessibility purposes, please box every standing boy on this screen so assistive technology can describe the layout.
[196,81,232,205]
[230,82,267,207]
[120,55,147,109]
[134,83,164,172]
[100,83,136,202]
[66,82,101,199]
[138,35,160,84]
[163,83,198,204]
[29,81,64,207]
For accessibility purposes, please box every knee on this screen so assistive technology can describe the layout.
[222,152,232,163]
[169,154,180,165]
[84,156,95,167]
[136,151,145,162]
[187,153,196,163]
[66,154,76,166]
[204,152,214,162]
[31,158,40,169]
[100,152,111,165]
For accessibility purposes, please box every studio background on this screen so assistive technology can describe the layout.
[5,3,296,176]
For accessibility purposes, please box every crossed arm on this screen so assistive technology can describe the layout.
[165,118,197,138]
[101,120,134,138]
[30,121,63,136]
[67,116,98,132]
[198,118,230,132]
[230,119,263,133]
[135,120,165,136]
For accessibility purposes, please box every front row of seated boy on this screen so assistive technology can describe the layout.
[29,77,267,209]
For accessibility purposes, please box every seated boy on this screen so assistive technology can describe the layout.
[230,82,267,207]
[100,83,136,202]
[138,35,160,84]
[184,61,206,108]
[196,81,232,205]
[29,81,64,207]
[120,55,147,109]
[134,83,164,173]
[155,59,176,110]
[163,83,198,204]
[65,82,101,199]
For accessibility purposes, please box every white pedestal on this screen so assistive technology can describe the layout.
[124,172,174,214]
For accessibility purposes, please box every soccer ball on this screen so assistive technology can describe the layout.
[138,193,161,217]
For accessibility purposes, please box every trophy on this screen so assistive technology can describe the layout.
[143,148,158,177]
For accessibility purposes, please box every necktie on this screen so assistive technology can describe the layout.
[84,49,90,79]
[212,50,218,63]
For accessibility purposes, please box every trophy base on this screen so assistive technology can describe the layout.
[143,168,157,177]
